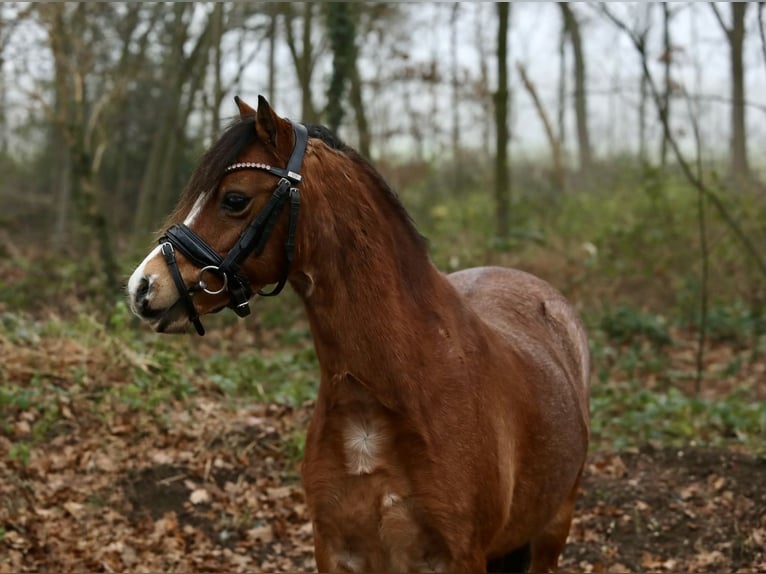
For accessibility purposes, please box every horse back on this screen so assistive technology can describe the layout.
[448,265,590,411]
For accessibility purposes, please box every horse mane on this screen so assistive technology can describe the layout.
[169,118,427,255]
[303,124,428,254]
[168,117,260,225]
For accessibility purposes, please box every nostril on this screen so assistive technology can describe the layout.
[136,276,150,307]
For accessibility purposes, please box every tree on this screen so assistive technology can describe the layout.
[35,3,162,287]
[0,6,16,156]
[659,2,672,167]
[494,2,510,241]
[283,3,319,123]
[710,2,750,182]
[450,3,462,194]
[517,63,565,191]
[325,2,356,134]
[132,4,220,239]
[559,3,592,172]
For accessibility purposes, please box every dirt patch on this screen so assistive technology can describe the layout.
[565,447,766,573]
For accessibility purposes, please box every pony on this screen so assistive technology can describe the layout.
[127,96,590,573]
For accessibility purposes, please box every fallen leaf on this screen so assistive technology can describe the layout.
[247,525,275,544]
[189,488,211,505]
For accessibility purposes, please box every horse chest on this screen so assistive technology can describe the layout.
[303,393,448,572]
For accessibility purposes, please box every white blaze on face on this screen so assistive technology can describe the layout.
[127,244,162,313]
[127,192,211,316]
[184,191,209,226]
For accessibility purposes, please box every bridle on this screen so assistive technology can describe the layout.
[158,121,308,336]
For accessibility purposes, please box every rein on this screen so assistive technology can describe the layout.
[158,121,308,336]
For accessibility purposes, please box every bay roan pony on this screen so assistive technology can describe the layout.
[127,96,590,573]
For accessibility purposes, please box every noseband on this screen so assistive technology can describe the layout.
[158,122,308,336]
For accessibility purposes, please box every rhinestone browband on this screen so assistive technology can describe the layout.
[224,162,273,173]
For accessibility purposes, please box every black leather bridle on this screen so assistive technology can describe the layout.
[158,121,308,336]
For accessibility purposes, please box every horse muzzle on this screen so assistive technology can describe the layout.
[128,272,196,334]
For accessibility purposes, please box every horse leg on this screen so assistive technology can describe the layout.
[528,473,583,573]
[486,544,531,573]
[312,527,333,573]
[445,552,489,574]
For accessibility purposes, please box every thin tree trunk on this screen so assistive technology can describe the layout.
[210,2,224,138]
[517,63,564,192]
[132,5,214,239]
[635,4,653,163]
[730,2,749,180]
[560,3,591,171]
[47,4,73,246]
[450,3,462,194]
[349,58,371,158]
[711,2,751,181]
[494,2,510,241]
[475,4,492,158]
[639,70,648,163]
[660,2,671,167]
[557,17,568,154]
[284,3,318,123]
[0,18,5,156]
[325,2,355,133]
[300,3,315,122]
[267,4,277,104]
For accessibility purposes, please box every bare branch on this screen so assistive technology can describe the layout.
[600,4,766,280]
[709,2,731,38]
[516,62,565,190]
[759,3,766,77]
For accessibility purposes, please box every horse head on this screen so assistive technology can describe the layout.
[127,96,305,334]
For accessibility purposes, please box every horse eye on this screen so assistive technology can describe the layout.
[221,192,251,213]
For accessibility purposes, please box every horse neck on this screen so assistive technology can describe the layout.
[293,161,457,405]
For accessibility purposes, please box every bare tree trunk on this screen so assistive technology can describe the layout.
[759,3,766,86]
[639,70,648,163]
[284,3,318,123]
[41,4,119,286]
[267,4,277,104]
[557,16,568,154]
[349,58,371,158]
[132,4,215,239]
[730,3,749,181]
[517,63,564,192]
[560,3,592,172]
[47,4,73,246]
[325,2,355,133]
[660,2,671,167]
[494,2,510,241]
[0,17,6,156]
[475,4,492,158]
[450,3,462,194]
[711,2,751,182]
[210,2,224,138]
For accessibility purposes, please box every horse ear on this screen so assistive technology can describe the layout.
[255,95,278,147]
[234,95,255,118]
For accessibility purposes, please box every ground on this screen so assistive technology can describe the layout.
[1,391,764,573]
[1,303,764,572]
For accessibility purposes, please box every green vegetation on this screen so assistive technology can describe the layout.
[591,380,763,452]
[1,168,764,462]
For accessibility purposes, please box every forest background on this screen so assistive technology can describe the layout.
[0,3,764,572]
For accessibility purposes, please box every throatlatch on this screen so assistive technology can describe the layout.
[158,121,308,336]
